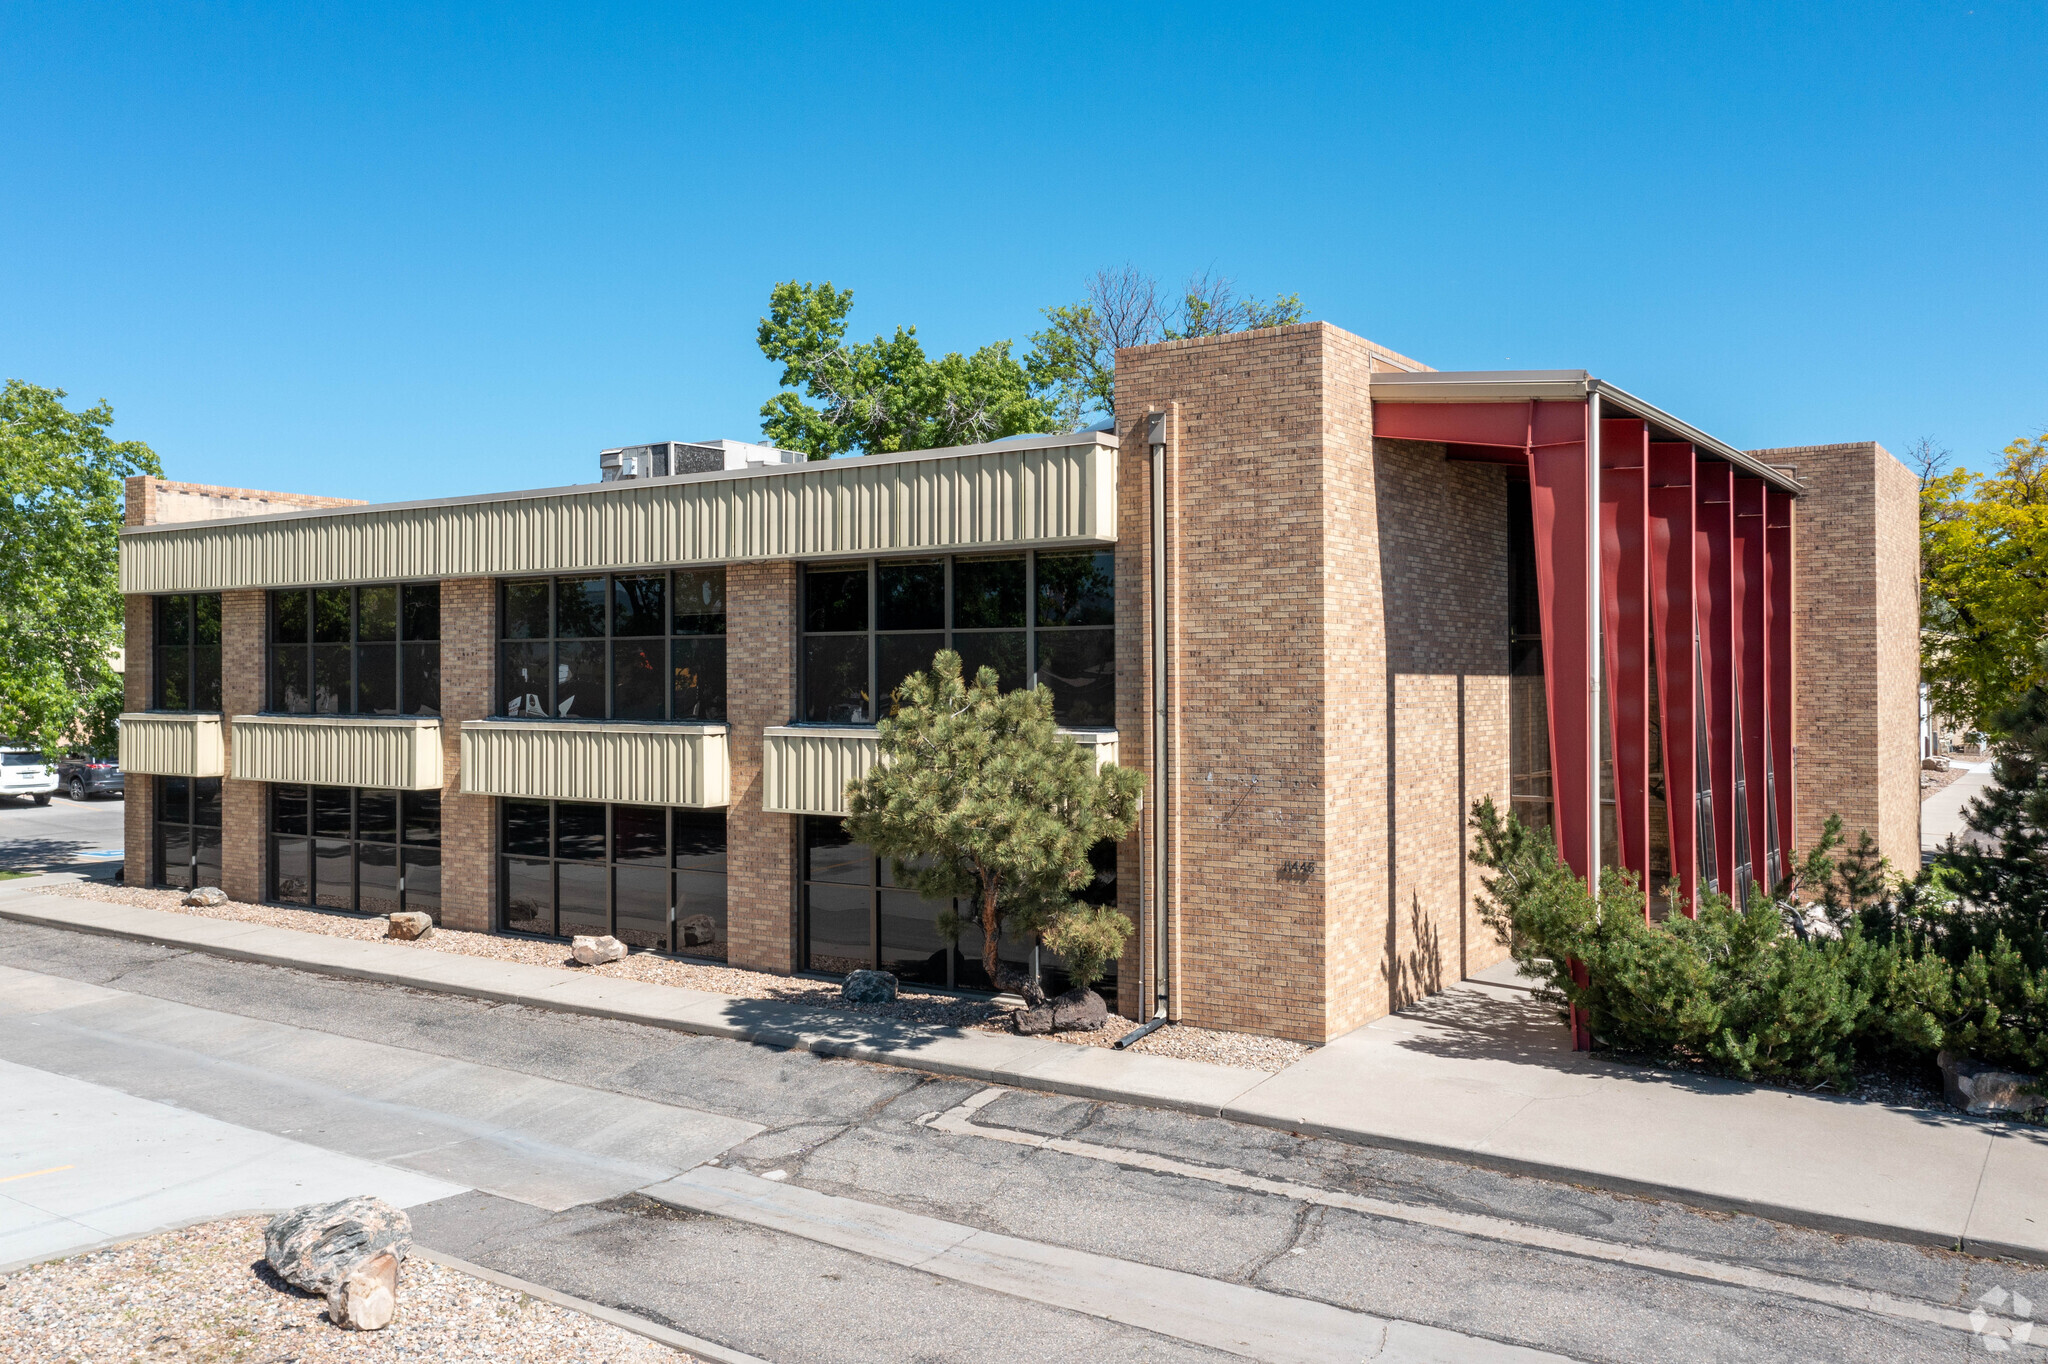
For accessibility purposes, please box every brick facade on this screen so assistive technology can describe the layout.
[438,578,496,931]
[218,590,267,903]
[121,596,154,882]
[725,561,798,974]
[1756,441,1922,867]
[123,475,363,527]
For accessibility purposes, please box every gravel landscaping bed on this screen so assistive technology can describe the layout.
[0,1216,681,1362]
[38,882,1315,1072]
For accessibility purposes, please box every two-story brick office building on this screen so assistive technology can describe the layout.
[114,322,1919,1043]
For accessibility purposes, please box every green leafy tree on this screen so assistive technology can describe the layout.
[757,281,1053,459]
[1921,432,2048,733]
[0,381,160,753]
[844,649,1143,995]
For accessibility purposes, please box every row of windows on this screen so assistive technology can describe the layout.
[501,801,728,956]
[499,571,727,722]
[270,585,442,715]
[801,552,1115,728]
[268,785,442,916]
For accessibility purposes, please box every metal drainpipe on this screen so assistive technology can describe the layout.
[1117,410,1172,1049]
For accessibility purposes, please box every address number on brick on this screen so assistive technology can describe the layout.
[1278,859,1317,879]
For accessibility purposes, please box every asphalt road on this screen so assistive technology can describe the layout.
[3,917,2044,1362]
[0,791,126,873]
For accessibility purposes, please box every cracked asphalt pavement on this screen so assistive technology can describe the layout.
[5,916,2044,1362]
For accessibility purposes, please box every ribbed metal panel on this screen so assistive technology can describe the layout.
[458,720,730,807]
[229,715,444,790]
[117,713,226,777]
[121,439,1118,593]
[761,727,881,816]
[759,726,1121,815]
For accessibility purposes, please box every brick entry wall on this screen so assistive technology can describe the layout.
[439,578,496,932]
[218,590,267,903]
[1755,441,1922,868]
[726,561,798,974]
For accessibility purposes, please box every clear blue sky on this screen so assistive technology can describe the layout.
[5,2,2042,500]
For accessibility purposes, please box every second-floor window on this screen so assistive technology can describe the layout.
[270,585,441,715]
[498,569,726,722]
[154,593,222,711]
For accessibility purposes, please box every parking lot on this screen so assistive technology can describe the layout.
[0,792,126,874]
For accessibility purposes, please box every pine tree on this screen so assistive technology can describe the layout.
[845,650,1144,995]
[1940,684,2048,969]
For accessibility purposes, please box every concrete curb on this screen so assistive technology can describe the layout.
[8,877,2047,1265]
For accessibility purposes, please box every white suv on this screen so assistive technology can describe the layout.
[1,750,58,806]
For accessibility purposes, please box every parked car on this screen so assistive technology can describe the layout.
[57,752,124,801]
[0,750,58,806]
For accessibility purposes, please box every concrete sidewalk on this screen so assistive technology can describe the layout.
[6,873,2047,1263]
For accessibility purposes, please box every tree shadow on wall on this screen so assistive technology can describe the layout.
[1380,894,1445,1016]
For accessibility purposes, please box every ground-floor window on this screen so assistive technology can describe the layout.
[800,816,1119,995]
[500,801,727,957]
[269,785,442,919]
[154,776,222,889]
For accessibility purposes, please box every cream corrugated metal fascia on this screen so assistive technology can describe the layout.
[761,724,1123,816]
[119,434,1119,593]
[229,715,443,790]
[459,719,730,808]
[117,713,226,777]
[1367,370,1802,496]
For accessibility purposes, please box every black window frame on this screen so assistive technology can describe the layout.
[152,775,222,889]
[798,551,1115,728]
[153,594,223,712]
[267,584,441,716]
[496,570,727,723]
[498,800,729,957]
[267,784,442,919]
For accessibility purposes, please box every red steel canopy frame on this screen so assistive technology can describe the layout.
[1375,396,1794,1044]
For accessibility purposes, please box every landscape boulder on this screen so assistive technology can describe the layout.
[1939,1050,2048,1117]
[184,886,228,907]
[327,1251,399,1330]
[264,1196,411,1298]
[1013,1003,1055,1035]
[1051,987,1108,1032]
[841,969,898,1004]
[385,911,434,941]
[571,934,626,965]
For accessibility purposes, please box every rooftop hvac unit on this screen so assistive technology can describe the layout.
[599,439,803,481]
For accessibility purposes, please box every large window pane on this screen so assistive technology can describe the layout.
[673,811,727,874]
[673,568,726,635]
[193,593,221,645]
[554,803,606,860]
[313,588,352,644]
[556,861,609,935]
[402,847,441,920]
[500,642,550,717]
[671,636,726,721]
[157,648,190,711]
[313,839,354,910]
[556,576,607,638]
[193,649,222,712]
[194,828,223,889]
[312,644,350,713]
[954,556,1025,629]
[503,580,550,639]
[554,640,603,718]
[158,827,193,889]
[1036,551,1115,627]
[356,643,397,714]
[676,870,726,959]
[614,865,670,950]
[358,842,400,916]
[611,640,665,720]
[503,801,551,857]
[401,642,440,715]
[191,778,222,828]
[159,775,190,825]
[273,590,310,643]
[271,784,310,836]
[1036,629,1115,727]
[805,816,870,884]
[273,837,312,904]
[402,583,440,641]
[802,636,868,723]
[162,595,192,646]
[805,565,868,633]
[402,790,441,845]
[805,883,872,975]
[504,857,553,933]
[612,574,666,637]
[880,890,949,986]
[955,631,1026,694]
[272,647,310,713]
[355,789,397,841]
[357,585,398,641]
[878,633,946,713]
[612,805,667,864]
[877,560,944,630]
[313,787,353,838]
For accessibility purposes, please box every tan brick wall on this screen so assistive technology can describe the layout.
[122,597,154,878]
[123,475,363,527]
[218,590,267,902]
[1754,442,1922,867]
[727,561,798,973]
[439,578,496,931]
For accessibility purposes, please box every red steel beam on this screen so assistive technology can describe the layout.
[1599,418,1652,903]
[1734,476,1772,893]
[1766,489,1796,885]
[1696,463,1738,895]
[1373,400,1588,450]
[1649,442,1700,916]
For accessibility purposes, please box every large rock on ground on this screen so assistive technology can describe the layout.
[184,886,228,907]
[1013,1003,1054,1035]
[264,1197,411,1296]
[327,1250,398,1330]
[386,911,434,941]
[572,934,626,965]
[1939,1050,2048,1117]
[841,969,897,1004]
[1051,987,1107,1032]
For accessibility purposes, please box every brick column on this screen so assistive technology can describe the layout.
[438,578,496,932]
[726,561,798,974]
[218,590,268,902]
[122,596,155,882]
